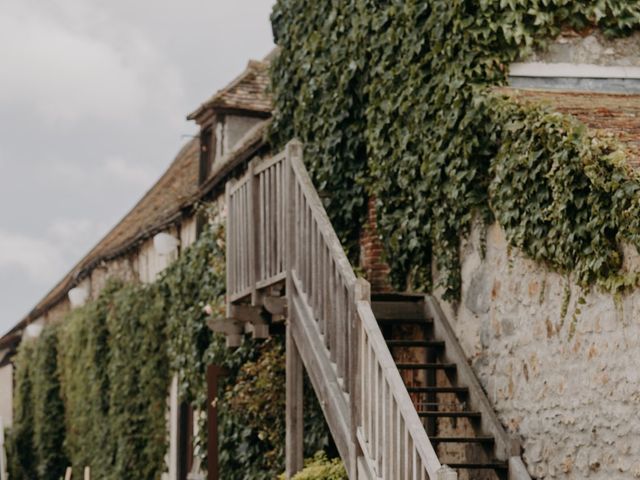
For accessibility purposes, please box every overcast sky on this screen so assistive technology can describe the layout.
[0,0,276,334]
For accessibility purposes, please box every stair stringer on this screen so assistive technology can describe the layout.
[289,272,375,479]
[424,296,533,480]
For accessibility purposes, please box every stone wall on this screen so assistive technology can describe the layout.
[433,222,640,479]
[523,30,640,67]
[0,363,12,428]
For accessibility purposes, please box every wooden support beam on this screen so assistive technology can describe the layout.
[263,295,287,316]
[285,317,304,477]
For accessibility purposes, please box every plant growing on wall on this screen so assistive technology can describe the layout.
[270,0,640,299]
[9,217,332,479]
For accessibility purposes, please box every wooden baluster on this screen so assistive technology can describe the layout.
[271,165,277,278]
[225,182,232,304]
[277,161,281,274]
[367,341,374,454]
[249,161,260,304]
[241,186,247,290]
[316,228,322,318]
[306,204,312,293]
[260,172,265,282]
[280,162,287,272]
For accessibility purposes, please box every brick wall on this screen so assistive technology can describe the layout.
[359,196,391,292]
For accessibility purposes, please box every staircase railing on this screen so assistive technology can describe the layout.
[226,140,453,480]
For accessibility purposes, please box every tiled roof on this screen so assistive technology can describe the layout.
[498,87,640,168]
[188,60,272,119]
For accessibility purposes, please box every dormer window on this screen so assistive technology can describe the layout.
[199,126,213,185]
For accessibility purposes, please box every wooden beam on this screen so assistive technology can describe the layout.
[285,320,304,478]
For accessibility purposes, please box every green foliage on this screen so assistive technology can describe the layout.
[218,339,331,480]
[161,220,226,462]
[7,325,68,480]
[106,283,169,480]
[270,0,640,299]
[278,451,347,480]
[58,282,118,476]
[7,339,37,479]
[32,324,68,479]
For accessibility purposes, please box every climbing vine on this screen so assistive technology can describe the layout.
[270,0,640,299]
[9,214,331,479]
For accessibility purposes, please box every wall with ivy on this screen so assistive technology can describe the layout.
[270,0,640,299]
[7,220,331,479]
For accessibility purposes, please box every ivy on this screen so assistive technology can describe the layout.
[9,217,332,479]
[7,339,37,479]
[32,324,68,479]
[270,0,640,299]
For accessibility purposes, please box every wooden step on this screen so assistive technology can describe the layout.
[396,363,456,370]
[377,318,432,326]
[431,436,494,444]
[418,411,481,418]
[407,386,468,395]
[386,339,444,348]
[445,462,508,470]
[371,300,426,320]
[371,292,425,302]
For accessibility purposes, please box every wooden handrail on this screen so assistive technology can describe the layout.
[226,140,450,479]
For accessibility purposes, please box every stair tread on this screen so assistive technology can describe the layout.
[377,318,432,324]
[372,301,427,320]
[418,410,481,418]
[431,436,494,443]
[396,363,456,369]
[445,462,508,470]
[387,339,444,347]
[407,386,468,394]
[371,292,425,302]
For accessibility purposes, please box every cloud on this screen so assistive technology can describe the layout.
[103,156,155,187]
[0,217,111,287]
[0,231,66,283]
[0,0,185,126]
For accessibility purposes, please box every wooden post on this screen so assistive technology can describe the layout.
[248,159,261,306]
[64,468,72,480]
[351,278,370,479]
[285,323,304,478]
[225,180,233,318]
[83,466,90,480]
[285,140,304,478]
[207,365,226,480]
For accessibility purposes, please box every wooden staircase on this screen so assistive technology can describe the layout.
[222,140,532,480]
[373,294,512,479]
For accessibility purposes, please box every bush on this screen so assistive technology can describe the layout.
[279,451,347,480]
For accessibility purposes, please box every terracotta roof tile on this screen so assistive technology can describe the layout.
[189,60,272,119]
[498,87,640,168]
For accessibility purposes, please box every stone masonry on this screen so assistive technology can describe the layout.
[434,222,640,479]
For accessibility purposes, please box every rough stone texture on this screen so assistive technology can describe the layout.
[433,222,640,479]
[523,31,640,67]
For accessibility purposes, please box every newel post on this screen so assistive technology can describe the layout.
[351,278,370,478]
[285,140,304,478]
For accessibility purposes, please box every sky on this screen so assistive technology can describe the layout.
[0,0,276,334]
